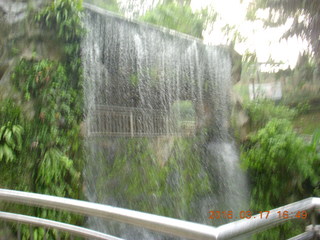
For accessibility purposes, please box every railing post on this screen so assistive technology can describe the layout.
[130,111,134,138]
[17,224,21,240]
[165,115,169,135]
[312,210,315,240]
[30,225,33,240]
[312,207,320,240]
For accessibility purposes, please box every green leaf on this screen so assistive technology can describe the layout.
[56,11,60,23]
[0,145,4,161]
[12,125,23,136]
[0,125,6,138]
[3,144,14,162]
[4,128,14,147]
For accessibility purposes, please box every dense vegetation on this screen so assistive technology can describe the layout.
[0,0,84,239]
[1,0,320,239]
[102,138,211,220]
[240,8,320,238]
[241,100,320,239]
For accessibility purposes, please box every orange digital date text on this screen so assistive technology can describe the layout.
[208,210,308,220]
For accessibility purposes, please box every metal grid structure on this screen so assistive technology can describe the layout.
[87,105,195,137]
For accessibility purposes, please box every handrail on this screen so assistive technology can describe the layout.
[0,188,319,240]
[215,198,318,239]
[287,231,314,240]
[0,189,217,240]
[0,211,123,240]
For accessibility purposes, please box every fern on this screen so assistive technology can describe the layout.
[0,123,23,163]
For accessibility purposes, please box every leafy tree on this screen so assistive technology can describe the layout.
[294,52,316,82]
[222,24,247,48]
[248,0,320,66]
[140,2,215,39]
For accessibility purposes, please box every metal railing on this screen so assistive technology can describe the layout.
[87,105,195,137]
[0,211,122,240]
[0,188,319,239]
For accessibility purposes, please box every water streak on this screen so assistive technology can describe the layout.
[82,4,248,239]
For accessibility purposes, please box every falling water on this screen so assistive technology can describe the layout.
[82,3,249,239]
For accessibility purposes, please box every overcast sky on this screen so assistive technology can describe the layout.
[118,0,308,71]
[190,0,308,71]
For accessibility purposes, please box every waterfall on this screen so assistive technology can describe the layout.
[82,3,249,239]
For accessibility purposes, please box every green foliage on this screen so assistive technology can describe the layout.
[35,0,84,88]
[129,74,139,86]
[85,0,120,13]
[296,101,311,115]
[11,58,83,174]
[37,148,79,195]
[163,138,211,219]
[140,2,214,38]
[7,58,84,239]
[0,123,23,163]
[242,99,320,238]
[0,99,23,125]
[0,100,24,164]
[0,100,30,188]
[35,0,84,42]
[0,101,35,238]
[222,24,247,47]
[105,139,165,212]
[244,100,297,130]
[242,119,319,239]
[171,100,195,121]
[12,59,82,126]
[294,53,316,82]
[293,111,320,135]
[310,129,320,153]
[6,0,85,232]
[103,138,210,220]
[0,0,85,237]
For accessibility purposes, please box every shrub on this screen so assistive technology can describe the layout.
[242,119,319,239]
[244,100,297,131]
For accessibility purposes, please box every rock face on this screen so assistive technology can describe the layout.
[230,48,242,84]
[0,0,31,110]
[0,0,28,24]
[1,0,30,71]
[0,0,54,79]
[231,91,250,141]
[0,0,57,119]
